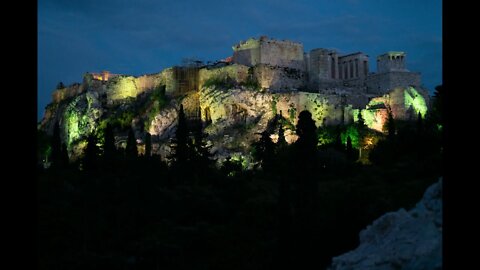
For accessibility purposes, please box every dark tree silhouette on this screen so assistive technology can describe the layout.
[125,128,138,159]
[60,143,69,167]
[416,112,424,135]
[84,133,100,171]
[277,124,288,148]
[50,122,62,168]
[334,126,344,151]
[385,109,396,140]
[169,104,193,183]
[292,110,320,268]
[356,110,366,129]
[103,123,116,162]
[190,121,215,182]
[144,132,152,158]
[221,156,243,177]
[56,82,65,89]
[296,110,317,149]
[253,131,276,172]
[428,85,444,127]
[346,135,356,161]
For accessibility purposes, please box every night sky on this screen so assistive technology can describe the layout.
[38,0,441,121]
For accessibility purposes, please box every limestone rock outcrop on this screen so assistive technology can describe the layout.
[328,179,442,270]
[148,106,178,140]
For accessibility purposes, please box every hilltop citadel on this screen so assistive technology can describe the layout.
[41,36,430,161]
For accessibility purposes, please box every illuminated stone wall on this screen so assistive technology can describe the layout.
[254,64,306,91]
[134,72,164,94]
[232,36,305,71]
[106,76,139,101]
[307,48,339,89]
[232,38,261,66]
[198,64,250,89]
[160,68,176,95]
[51,83,85,103]
[365,71,421,95]
[357,86,429,132]
[377,51,407,73]
[388,86,429,120]
[258,37,305,71]
[172,66,199,95]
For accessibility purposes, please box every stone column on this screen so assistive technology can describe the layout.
[355,59,359,78]
[334,55,339,79]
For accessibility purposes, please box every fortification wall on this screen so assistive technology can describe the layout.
[254,64,306,92]
[232,38,261,66]
[308,49,339,83]
[259,39,305,70]
[105,76,139,102]
[160,68,176,95]
[134,73,164,94]
[365,72,421,95]
[342,78,366,88]
[198,64,250,88]
[52,83,85,103]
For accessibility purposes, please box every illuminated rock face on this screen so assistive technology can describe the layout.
[62,91,103,153]
[329,179,442,270]
[148,106,178,140]
[38,37,431,162]
[107,76,138,101]
[357,86,429,132]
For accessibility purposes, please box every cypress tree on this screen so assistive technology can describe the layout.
[84,133,100,171]
[144,132,152,158]
[103,123,116,162]
[125,128,138,159]
[51,122,62,168]
[385,109,396,140]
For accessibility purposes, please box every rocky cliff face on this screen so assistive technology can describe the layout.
[328,179,442,270]
[38,64,429,163]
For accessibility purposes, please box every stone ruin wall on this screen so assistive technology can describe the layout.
[52,83,85,103]
[232,38,261,66]
[198,64,250,89]
[365,72,421,95]
[254,64,306,92]
[259,39,305,71]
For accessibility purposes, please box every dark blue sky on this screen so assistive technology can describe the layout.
[38,0,442,120]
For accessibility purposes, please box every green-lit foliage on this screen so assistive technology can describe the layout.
[352,109,360,122]
[230,153,249,171]
[144,85,168,130]
[317,126,336,146]
[404,86,427,117]
[340,125,360,148]
[62,94,102,151]
[288,104,296,123]
[361,109,376,129]
[271,96,278,115]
